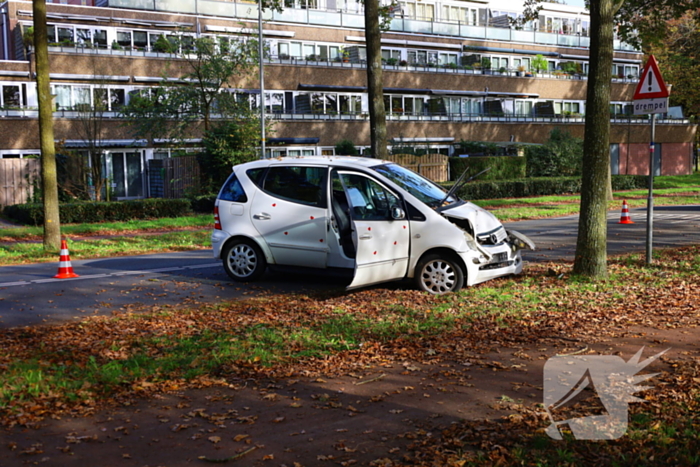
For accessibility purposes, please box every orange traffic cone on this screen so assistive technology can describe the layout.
[618,200,634,224]
[54,239,79,279]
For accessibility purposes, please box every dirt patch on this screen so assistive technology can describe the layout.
[2,326,695,466]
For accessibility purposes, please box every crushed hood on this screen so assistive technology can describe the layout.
[440,201,504,235]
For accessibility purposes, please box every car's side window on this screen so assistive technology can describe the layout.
[262,166,328,208]
[339,173,401,220]
[406,202,426,221]
[219,173,248,203]
[247,168,266,188]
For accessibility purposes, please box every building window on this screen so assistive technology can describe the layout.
[76,28,91,45]
[117,30,132,48]
[133,31,148,50]
[93,29,108,48]
[1,85,21,107]
[57,26,74,44]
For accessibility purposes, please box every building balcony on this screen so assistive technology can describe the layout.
[101,0,639,52]
[34,46,641,85]
[2,107,686,125]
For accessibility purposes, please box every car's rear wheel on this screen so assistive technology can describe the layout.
[415,253,464,294]
[222,239,266,282]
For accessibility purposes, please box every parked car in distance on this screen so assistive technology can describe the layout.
[212,156,534,294]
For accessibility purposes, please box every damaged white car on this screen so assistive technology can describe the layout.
[212,156,534,294]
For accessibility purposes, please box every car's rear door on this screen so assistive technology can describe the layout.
[335,170,410,289]
[249,165,330,268]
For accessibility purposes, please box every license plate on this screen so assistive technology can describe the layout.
[493,252,508,263]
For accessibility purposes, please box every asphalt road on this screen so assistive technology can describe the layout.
[1,205,699,329]
[507,204,700,262]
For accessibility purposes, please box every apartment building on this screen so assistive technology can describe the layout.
[0,0,695,199]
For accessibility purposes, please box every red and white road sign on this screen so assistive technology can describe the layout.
[633,55,669,100]
[633,55,670,115]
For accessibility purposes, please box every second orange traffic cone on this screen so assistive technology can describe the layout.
[618,200,634,224]
[54,239,79,279]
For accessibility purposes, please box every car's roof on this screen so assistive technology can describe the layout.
[234,156,391,171]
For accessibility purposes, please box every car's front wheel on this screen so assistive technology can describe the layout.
[222,239,267,282]
[414,254,464,294]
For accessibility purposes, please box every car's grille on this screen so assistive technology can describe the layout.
[477,227,508,245]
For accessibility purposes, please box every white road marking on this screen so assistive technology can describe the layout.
[607,212,700,220]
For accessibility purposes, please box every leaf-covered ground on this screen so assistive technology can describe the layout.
[1,247,700,465]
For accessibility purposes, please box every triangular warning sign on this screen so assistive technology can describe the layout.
[633,55,669,100]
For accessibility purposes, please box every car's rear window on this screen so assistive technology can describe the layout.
[219,173,247,203]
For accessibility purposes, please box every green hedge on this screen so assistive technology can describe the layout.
[190,194,217,213]
[444,175,648,200]
[449,156,526,181]
[4,198,192,225]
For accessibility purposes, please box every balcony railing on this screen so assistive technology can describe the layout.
[42,46,640,84]
[104,0,639,52]
[0,107,689,125]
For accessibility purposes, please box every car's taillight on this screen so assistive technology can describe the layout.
[214,206,222,230]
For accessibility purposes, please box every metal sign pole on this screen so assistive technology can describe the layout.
[258,0,266,159]
[645,113,656,265]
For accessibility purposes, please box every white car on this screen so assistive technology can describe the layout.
[212,156,534,294]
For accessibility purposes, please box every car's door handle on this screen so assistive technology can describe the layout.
[253,213,271,220]
[359,234,372,240]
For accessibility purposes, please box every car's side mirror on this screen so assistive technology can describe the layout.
[391,206,406,220]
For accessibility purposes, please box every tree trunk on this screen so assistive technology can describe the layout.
[32,0,61,252]
[364,0,388,159]
[573,0,622,278]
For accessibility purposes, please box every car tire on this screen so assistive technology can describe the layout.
[222,239,267,282]
[414,253,464,294]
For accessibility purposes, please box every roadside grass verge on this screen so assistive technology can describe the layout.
[1,245,699,432]
[0,230,211,265]
[0,214,213,240]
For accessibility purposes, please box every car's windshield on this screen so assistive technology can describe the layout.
[371,163,458,207]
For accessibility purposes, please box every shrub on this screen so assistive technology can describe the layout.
[3,198,192,225]
[335,139,359,156]
[190,194,217,213]
[532,54,548,73]
[525,129,583,177]
[442,175,648,201]
[449,156,526,181]
[199,121,260,191]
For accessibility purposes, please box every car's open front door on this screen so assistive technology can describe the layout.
[335,171,410,289]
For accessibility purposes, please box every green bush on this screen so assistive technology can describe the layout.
[525,129,583,177]
[199,121,260,191]
[3,198,192,225]
[190,194,217,213]
[335,139,359,156]
[449,156,526,181]
[443,175,648,200]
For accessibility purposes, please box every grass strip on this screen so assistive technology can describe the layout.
[0,230,211,265]
[0,215,213,240]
